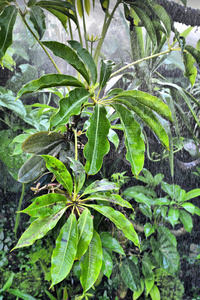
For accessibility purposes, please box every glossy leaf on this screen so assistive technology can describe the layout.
[161,182,185,202]
[29,6,46,40]
[179,210,193,232]
[99,59,115,89]
[142,253,154,280]
[144,223,156,238]
[80,230,102,293]
[112,103,145,176]
[22,131,65,153]
[183,51,197,86]
[100,232,125,255]
[185,45,200,67]
[87,205,140,248]
[122,190,152,207]
[133,277,144,300]
[20,193,68,217]
[42,41,90,83]
[13,207,67,249]
[108,128,119,150]
[50,88,90,129]
[145,277,154,296]
[18,143,62,183]
[153,5,171,37]
[168,207,180,227]
[68,40,97,84]
[86,193,132,210]
[68,157,85,194]
[84,104,110,175]
[45,8,68,29]
[2,273,14,291]
[41,155,73,195]
[149,284,160,300]
[0,5,18,62]
[82,179,118,196]
[119,258,140,291]
[76,208,93,259]
[151,226,179,274]
[0,93,26,118]
[17,74,84,98]
[181,202,195,214]
[185,188,200,201]
[102,248,113,278]
[51,214,78,287]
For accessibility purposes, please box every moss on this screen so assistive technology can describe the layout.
[159,276,184,300]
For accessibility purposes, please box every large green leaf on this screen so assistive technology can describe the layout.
[68,40,97,84]
[0,5,18,62]
[87,205,140,248]
[80,230,102,293]
[168,207,180,227]
[151,226,179,274]
[119,258,140,292]
[142,253,154,280]
[17,74,84,98]
[13,206,67,249]
[185,45,200,67]
[44,8,68,29]
[29,6,46,40]
[76,208,93,259]
[112,103,145,175]
[50,88,90,129]
[20,193,68,217]
[100,232,125,255]
[82,179,118,196]
[184,188,200,201]
[85,193,133,210]
[68,157,85,194]
[84,104,110,175]
[0,92,26,118]
[183,51,197,86]
[51,214,78,287]
[18,143,62,183]
[99,59,115,89]
[42,41,90,83]
[179,210,193,232]
[149,284,160,300]
[22,131,65,153]
[41,155,73,195]
[101,248,113,278]
[153,5,171,37]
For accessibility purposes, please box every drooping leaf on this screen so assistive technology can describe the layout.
[76,208,93,259]
[41,155,73,195]
[18,143,62,183]
[179,210,193,232]
[17,74,84,99]
[13,206,67,249]
[0,92,26,118]
[0,5,18,62]
[68,157,85,194]
[50,88,90,129]
[112,103,145,176]
[101,248,113,278]
[29,6,46,39]
[119,258,140,292]
[84,104,110,175]
[133,277,144,300]
[82,179,118,196]
[42,41,90,83]
[99,59,115,89]
[183,51,197,86]
[68,40,97,84]
[149,284,160,300]
[77,0,83,17]
[22,131,65,153]
[20,193,68,217]
[84,0,90,15]
[85,193,133,210]
[142,253,154,280]
[80,230,102,293]
[167,207,180,227]
[107,128,119,150]
[153,5,171,37]
[100,232,125,255]
[185,45,200,67]
[51,214,78,287]
[87,205,140,248]
[45,8,68,29]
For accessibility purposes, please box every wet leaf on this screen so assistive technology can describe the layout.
[101,248,113,278]
[86,193,133,210]
[82,179,118,196]
[100,232,125,255]
[119,258,140,291]
[0,93,26,118]
[68,157,85,194]
[29,6,46,39]
[168,207,180,227]
[179,210,193,232]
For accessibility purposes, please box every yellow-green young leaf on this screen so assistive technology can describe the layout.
[145,277,154,296]
[84,0,90,15]
[112,103,145,176]
[76,209,93,259]
[185,188,200,201]
[0,5,18,61]
[17,74,84,98]
[80,230,102,293]
[87,205,140,248]
[20,193,68,217]
[51,214,78,287]
[77,0,83,17]
[84,104,110,175]
[41,155,73,195]
[149,284,160,300]
[12,207,67,249]
[183,51,197,87]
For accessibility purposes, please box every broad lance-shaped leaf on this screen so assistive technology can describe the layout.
[85,193,133,210]
[87,205,140,248]
[80,230,102,293]
[17,74,84,99]
[102,248,113,279]
[30,6,46,40]
[68,157,85,194]
[68,40,97,84]
[51,214,78,287]
[76,208,93,259]
[41,155,73,196]
[20,193,68,217]
[99,59,115,89]
[100,232,125,255]
[153,5,171,37]
[22,131,65,153]
[119,258,141,292]
[112,103,145,176]
[12,206,67,249]
[84,104,110,175]
[42,41,90,84]
[0,5,18,62]
[82,179,118,196]
[50,88,90,129]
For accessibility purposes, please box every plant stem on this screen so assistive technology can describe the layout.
[81,0,88,50]
[14,183,26,236]
[73,129,78,161]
